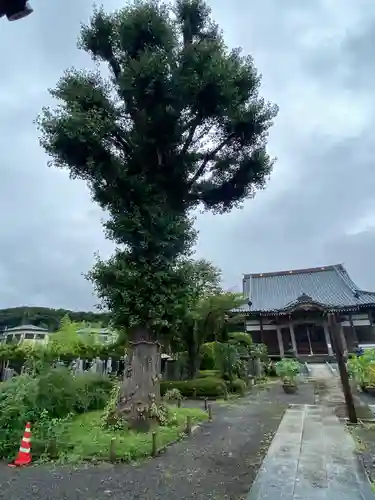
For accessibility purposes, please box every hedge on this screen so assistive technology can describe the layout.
[197,370,220,378]
[161,377,227,398]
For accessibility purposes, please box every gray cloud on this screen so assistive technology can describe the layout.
[0,0,375,310]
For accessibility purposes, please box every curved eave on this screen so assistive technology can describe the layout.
[232,302,375,316]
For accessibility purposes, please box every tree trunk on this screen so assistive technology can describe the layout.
[118,327,161,430]
[187,344,199,379]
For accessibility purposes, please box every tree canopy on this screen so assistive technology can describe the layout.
[37,0,277,335]
[0,307,110,332]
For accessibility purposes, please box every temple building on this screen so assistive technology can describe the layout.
[236,264,375,361]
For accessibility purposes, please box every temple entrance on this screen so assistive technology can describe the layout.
[294,323,328,355]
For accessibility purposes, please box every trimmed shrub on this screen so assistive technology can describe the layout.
[197,370,220,378]
[161,377,226,398]
[229,378,247,396]
[228,332,252,347]
[199,342,218,370]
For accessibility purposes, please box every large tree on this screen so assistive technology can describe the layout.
[37,0,277,426]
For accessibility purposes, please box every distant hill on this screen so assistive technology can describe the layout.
[0,307,110,332]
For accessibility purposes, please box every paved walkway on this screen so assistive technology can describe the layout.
[246,404,374,500]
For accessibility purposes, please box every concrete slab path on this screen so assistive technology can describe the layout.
[247,404,374,500]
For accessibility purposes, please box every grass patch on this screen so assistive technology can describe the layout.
[59,406,208,463]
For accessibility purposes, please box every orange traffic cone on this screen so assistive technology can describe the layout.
[8,422,32,467]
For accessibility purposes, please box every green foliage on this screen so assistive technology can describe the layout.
[171,264,240,378]
[55,407,208,463]
[174,285,245,378]
[213,342,240,382]
[228,331,252,358]
[161,377,226,398]
[197,369,220,378]
[149,401,170,426]
[264,360,277,377]
[101,382,126,430]
[229,378,247,396]
[348,350,375,387]
[163,388,183,402]
[33,410,73,459]
[0,368,113,458]
[37,0,276,336]
[200,342,217,370]
[0,306,110,332]
[275,358,300,385]
[228,331,252,348]
[48,315,83,358]
[249,342,268,361]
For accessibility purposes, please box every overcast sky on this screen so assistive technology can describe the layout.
[1,0,375,310]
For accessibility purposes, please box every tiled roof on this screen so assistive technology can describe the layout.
[6,324,48,332]
[238,264,375,313]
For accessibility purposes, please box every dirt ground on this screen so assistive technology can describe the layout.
[0,381,315,500]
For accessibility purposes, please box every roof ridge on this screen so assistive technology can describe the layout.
[244,264,341,279]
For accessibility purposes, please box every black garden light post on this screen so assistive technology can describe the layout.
[0,0,33,21]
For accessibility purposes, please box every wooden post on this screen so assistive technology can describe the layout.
[204,397,208,411]
[276,326,284,358]
[368,311,375,340]
[349,312,359,345]
[328,313,357,423]
[151,431,157,457]
[186,416,192,435]
[177,399,181,408]
[208,403,213,421]
[260,315,264,344]
[289,320,297,356]
[109,437,116,462]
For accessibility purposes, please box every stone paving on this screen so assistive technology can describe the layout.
[246,404,374,500]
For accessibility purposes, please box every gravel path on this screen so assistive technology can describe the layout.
[0,382,315,500]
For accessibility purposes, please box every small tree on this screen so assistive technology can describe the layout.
[37,0,277,426]
[175,267,245,379]
[48,315,82,358]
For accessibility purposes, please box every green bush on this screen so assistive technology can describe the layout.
[197,370,220,378]
[73,372,114,413]
[0,375,40,457]
[163,388,182,402]
[199,342,218,370]
[229,378,247,396]
[228,332,252,347]
[275,358,300,384]
[0,367,114,458]
[161,377,226,398]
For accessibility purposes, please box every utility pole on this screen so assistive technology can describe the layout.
[328,312,357,423]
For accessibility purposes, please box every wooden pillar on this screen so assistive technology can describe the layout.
[349,312,358,344]
[339,321,347,352]
[328,313,357,423]
[276,326,284,357]
[323,321,333,356]
[289,321,297,354]
[368,311,375,340]
[260,315,264,344]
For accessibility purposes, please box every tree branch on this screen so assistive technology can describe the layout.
[108,51,121,80]
[181,115,201,155]
[188,135,234,186]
